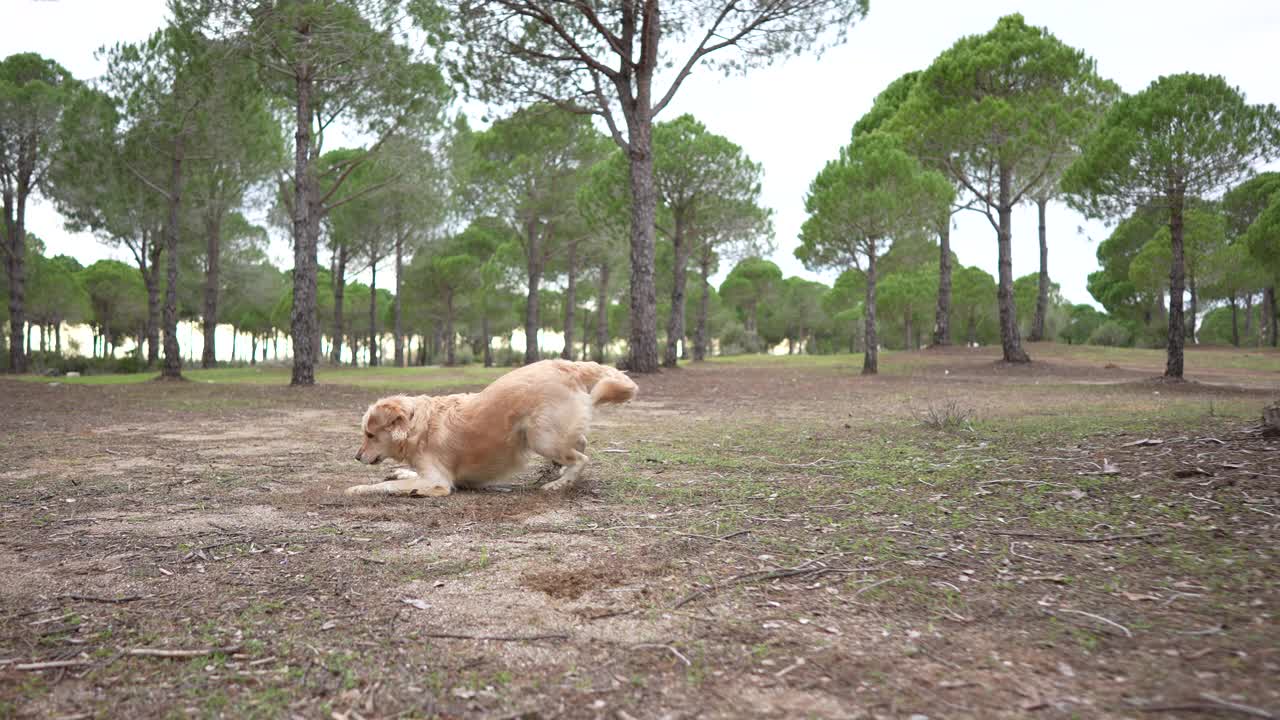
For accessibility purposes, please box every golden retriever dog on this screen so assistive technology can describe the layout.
[347,359,637,497]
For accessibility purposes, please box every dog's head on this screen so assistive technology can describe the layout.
[356,396,415,465]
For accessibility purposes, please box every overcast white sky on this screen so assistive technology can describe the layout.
[4,0,1280,307]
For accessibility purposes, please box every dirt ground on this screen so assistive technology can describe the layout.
[1,345,1277,719]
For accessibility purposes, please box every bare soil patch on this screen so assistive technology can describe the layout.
[1,347,1277,719]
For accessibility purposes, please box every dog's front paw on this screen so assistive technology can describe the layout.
[540,478,569,492]
[385,468,419,482]
[345,484,373,496]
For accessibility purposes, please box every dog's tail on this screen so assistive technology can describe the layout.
[575,362,638,406]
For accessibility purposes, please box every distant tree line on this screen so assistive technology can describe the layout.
[3,9,1278,380]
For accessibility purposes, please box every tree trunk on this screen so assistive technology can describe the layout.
[1244,292,1253,342]
[289,70,319,386]
[664,217,689,368]
[1165,193,1187,380]
[562,240,578,361]
[368,263,378,367]
[694,251,711,361]
[394,233,404,367]
[250,335,258,365]
[1229,296,1239,347]
[1188,277,1198,343]
[595,261,611,364]
[201,214,221,368]
[995,165,1030,364]
[1029,197,1050,343]
[4,184,28,373]
[55,323,61,355]
[933,215,952,346]
[863,244,879,375]
[524,221,542,365]
[482,314,492,368]
[161,133,186,380]
[445,289,456,366]
[967,313,978,345]
[332,243,347,365]
[1268,286,1278,348]
[624,115,659,373]
[904,311,912,351]
[231,329,237,361]
[144,237,162,367]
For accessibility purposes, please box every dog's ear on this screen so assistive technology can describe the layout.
[370,397,411,442]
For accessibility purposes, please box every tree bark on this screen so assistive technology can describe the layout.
[863,243,878,375]
[624,115,659,373]
[1244,292,1253,341]
[143,237,161,367]
[161,132,186,380]
[201,214,221,369]
[368,263,378,367]
[694,251,711,361]
[995,165,1030,364]
[561,240,578,360]
[289,69,319,386]
[393,233,404,367]
[1229,295,1239,347]
[1029,197,1050,343]
[55,323,61,355]
[482,314,492,367]
[332,243,347,365]
[1165,193,1186,380]
[932,216,952,347]
[524,220,542,365]
[663,216,689,368]
[595,261,611,364]
[4,183,28,373]
[231,329,237,361]
[1268,286,1278,348]
[250,334,258,365]
[1188,277,1198,343]
[904,310,913,351]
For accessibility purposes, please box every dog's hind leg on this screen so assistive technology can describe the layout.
[528,398,592,492]
[539,447,588,492]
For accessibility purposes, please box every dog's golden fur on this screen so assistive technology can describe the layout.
[348,360,637,497]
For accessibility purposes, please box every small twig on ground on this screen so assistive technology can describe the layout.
[758,457,867,469]
[420,632,568,642]
[675,529,751,542]
[12,659,90,671]
[978,479,1069,487]
[125,645,242,658]
[61,594,144,604]
[635,643,691,666]
[980,530,1161,544]
[1054,608,1132,638]
[1137,694,1276,719]
[850,576,900,597]
[672,554,847,609]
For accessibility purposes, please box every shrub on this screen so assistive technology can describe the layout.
[718,321,765,355]
[1088,320,1132,347]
